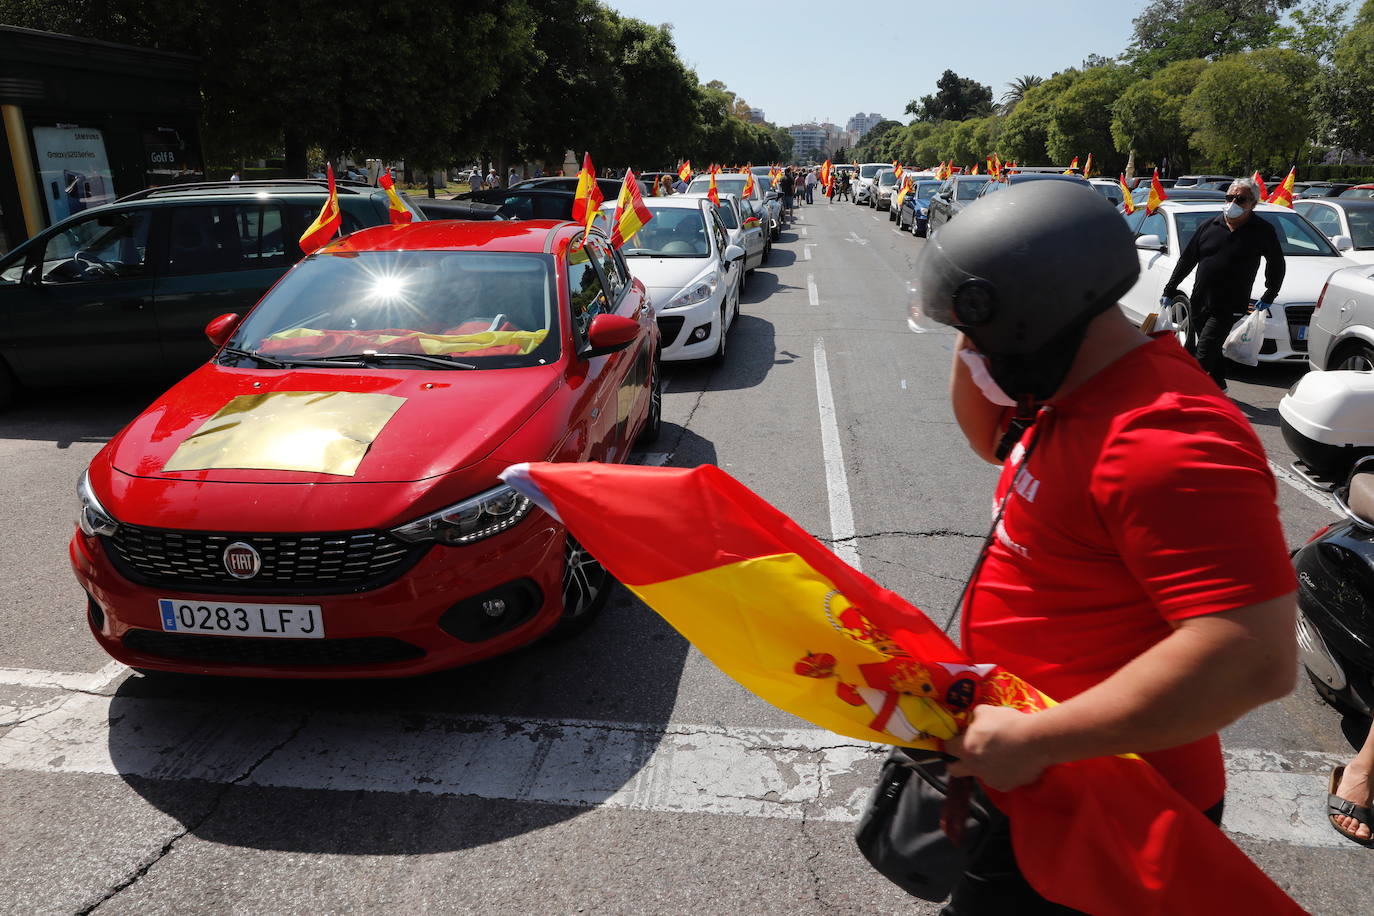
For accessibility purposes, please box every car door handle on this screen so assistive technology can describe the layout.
[116,298,146,310]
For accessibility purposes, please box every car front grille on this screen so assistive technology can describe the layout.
[123,629,424,667]
[657,315,685,347]
[105,525,424,594]
[1286,304,1315,352]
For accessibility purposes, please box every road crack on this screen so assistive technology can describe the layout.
[77,711,312,915]
[819,529,985,544]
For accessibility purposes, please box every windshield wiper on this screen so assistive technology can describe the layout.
[219,346,289,368]
[310,352,477,370]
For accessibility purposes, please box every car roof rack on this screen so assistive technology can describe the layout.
[115,179,374,203]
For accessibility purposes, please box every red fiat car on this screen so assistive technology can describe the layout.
[70,219,660,677]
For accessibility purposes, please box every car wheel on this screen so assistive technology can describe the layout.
[1331,340,1374,372]
[636,354,662,445]
[710,303,728,364]
[761,239,771,264]
[1166,296,1197,353]
[549,533,612,638]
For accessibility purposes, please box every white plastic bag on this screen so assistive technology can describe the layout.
[1223,309,1266,366]
[1154,298,1177,335]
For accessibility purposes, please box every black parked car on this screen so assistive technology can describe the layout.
[0,180,421,405]
[925,175,992,236]
[447,188,580,220]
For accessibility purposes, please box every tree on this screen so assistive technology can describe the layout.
[906,70,994,122]
[1323,0,1374,154]
[1045,66,1134,174]
[1126,0,1299,71]
[1184,47,1318,169]
[852,119,902,161]
[1112,58,1209,175]
[1277,0,1352,60]
[997,70,1080,164]
[1000,75,1044,110]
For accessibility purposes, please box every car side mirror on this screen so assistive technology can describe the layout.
[583,313,639,358]
[1135,234,1165,252]
[723,244,745,263]
[20,264,40,286]
[1332,234,1354,251]
[205,312,242,348]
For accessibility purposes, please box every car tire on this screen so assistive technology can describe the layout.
[636,354,662,445]
[1165,295,1197,353]
[1330,340,1374,372]
[710,303,728,364]
[761,239,771,264]
[549,533,612,638]
[0,357,16,410]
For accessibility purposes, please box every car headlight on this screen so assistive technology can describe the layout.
[668,274,719,308]
[77,470,119,537]
[917,207,927,218]
[391,484,533,545]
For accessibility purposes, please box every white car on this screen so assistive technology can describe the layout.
[1118,200,1358,363]
[1306,264,1374,370]
[600,196,745,362]
[853,162,889,205]
[1088,178,1125,207]
[686,173,779,240]
[681,191,768,278]
[873,168,898,211]
[1293,199,1374,265]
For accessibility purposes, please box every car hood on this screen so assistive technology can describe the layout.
[1256,255,1357,302]
[624,256,714,296]
[107,363,562,485]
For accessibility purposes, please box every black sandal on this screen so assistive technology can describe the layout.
[1328,766,1374,847]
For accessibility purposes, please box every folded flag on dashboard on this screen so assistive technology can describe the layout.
[609,168,653,250]
[498,461,1304,916]
[299,164,342,254]
[377,169,413,225]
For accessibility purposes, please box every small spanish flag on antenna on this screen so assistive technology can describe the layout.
[299,164,342,254]
[609,168,654,250]
[678,160,692,182]
[377,168,413,224]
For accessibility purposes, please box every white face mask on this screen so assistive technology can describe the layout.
[958,349,1017,407]
[1225,201,1245,220]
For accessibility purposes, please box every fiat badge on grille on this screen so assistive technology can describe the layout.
[223,542,262,579]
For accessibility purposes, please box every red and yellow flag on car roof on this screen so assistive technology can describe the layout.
[1082,153,1093,178]
[377,169,413,225]
[498,461,1304,916]
[1063,155,1080,175]
[299,164,342,254]
[1267,167,1296,208]
[609,168,653,250]
[678,160,692,182]
[1252,170,1269,202]
[707,170,720,205]
[1120,174,1136,214]
[571,152,603,227]
[742,170,755,198]
[1146,168,1169,215]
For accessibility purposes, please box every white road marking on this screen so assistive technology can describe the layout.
[0,661,125,692]
[1268,459,1340,515]
[803,244,813,261]
[807,274,819,306]
[0,688,1349,846]
[844,231,868,247]
[814,338,860,570]
[901,379,908,390]
[800,227,808,237]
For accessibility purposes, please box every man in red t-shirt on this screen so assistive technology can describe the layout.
[912,182,1297,914]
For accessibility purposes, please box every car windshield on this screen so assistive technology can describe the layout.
[1346,210,1374,249]
[1340,187,1374,200]
[1092,183,1122,200]
[1173,210,1341,257]
[915,181,941,199]
[860,164,884,179]
[613,206,710,258]
[956,178,990,200]
[688,176,749,198]
[878,171,897,187]
[225,250,559,368]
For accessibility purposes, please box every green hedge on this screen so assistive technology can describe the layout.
[1298,163,1374,182]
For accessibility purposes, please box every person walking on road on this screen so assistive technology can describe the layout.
[913,181,1297,913]
[1161,177,1284,391]
[805,168,817,204]
[507,167,520,188]
[1329,720,1374,846]
[779,169,796,220]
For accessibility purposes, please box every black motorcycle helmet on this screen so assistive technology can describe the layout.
[913,180,1140,402]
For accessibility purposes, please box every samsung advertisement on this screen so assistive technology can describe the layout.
[32,125,116,223]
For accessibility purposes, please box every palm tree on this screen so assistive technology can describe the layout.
[1000,75,1045,110]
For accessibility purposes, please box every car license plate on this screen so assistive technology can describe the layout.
[158,599,324,638]
[1297,324,1308,340]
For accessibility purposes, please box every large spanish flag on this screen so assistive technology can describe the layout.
[609,168,654,250]
[299,164,342,254]
[500,461,1304,916]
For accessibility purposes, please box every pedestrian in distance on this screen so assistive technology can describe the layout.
[805,168,817,204]
[673,174,689,194]
[228,170,241,182]
[1161,177,1284,391]
[486,169,497,188]
[779,169,796,219]
[912,180,1297,913]
[470,170,484,193]
[507,167,519,188]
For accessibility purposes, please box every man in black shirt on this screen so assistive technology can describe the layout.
[1162,177,1285,390]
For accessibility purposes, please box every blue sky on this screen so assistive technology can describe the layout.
[606,0,1150,128]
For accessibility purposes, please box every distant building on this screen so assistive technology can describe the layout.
[846,112,885,141]
[746,107,766,124]
[787,123,829,161]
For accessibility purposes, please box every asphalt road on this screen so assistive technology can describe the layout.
[0,197,1369,915]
